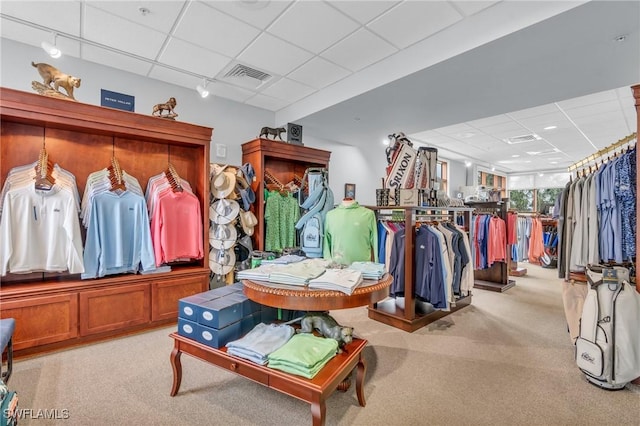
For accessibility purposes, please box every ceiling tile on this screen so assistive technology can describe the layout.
[287,57,351,90]
[174,2,260,58]
[237,33,313,76]
[566,100,625,119]
[210,82,255,103]
[159,37,230,78]
[321,29,397,72]
[507,103,560,120]
[260,77,315,103]
[0,1,81,36]
[328,1,400,25]
[556,89,619,110]
[84,5,167,60]
[367,1,463,49]
[516,112,571,131]
[450,1,500,17]
[268,1,359,54]
[204,0,293,30]
[245,93,289,111]
[82,44,153,77]
[148,64,200,90]
[466,114,512,128]
[433,122,477,135]
[86,1,185,33]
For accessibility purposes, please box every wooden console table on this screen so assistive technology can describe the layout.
[170,332,367,426]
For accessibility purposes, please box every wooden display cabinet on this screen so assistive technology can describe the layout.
[241,138,331,251]
[0,88,212,355]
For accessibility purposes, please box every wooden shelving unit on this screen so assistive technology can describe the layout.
[0,88,212,355]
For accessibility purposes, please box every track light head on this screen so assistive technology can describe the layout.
[196,84,209,98]
[41,34,61,58]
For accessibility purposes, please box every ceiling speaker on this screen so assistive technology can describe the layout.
[287,123,303,145]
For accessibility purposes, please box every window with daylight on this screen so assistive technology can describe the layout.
[436,161,447,193]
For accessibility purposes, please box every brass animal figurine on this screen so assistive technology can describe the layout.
[152,97,177,118]
[31,62,81,100]
[260,126,286,140]
[297,312,354,352]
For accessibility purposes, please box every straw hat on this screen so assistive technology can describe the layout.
[209,198,240,225]
[209,223,238,250]
[210,164,236,199]
[209,248,236,275]
[239,210,258,236]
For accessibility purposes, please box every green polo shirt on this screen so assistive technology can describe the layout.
[323,202,378,265]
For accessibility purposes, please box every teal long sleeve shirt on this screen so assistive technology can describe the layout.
[323,201,378,265]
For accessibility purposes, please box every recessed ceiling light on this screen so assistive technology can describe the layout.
[382,138,389,146]
[138,7,150,16]
[550,161,558,164]
[614,34,627,42]
[543,125,557,130]
[511,154,520,158]
[464,160,472,167]
[458,132,475,138]
[539,173,544,177]
[491,166,496,171]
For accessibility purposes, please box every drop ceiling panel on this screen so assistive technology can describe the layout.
[87,1,185,33]
[148,64,200,90]
[479,121,529,138]
[466,114,512,129]
[287,57,351,89]
[260,78,316,103]
[507,103,560,120]
[245,93,289,111]
[237,33,313,76]
[367,1,463,49]
[0,1,81,36]
[174,2,260,58]
[328,1,400,25]
[268,1,359,54]
[205,0,293,30]
[84,5,167,60]
[210,82,255,103]
[159,37,229,78]
[517,112,572,131]
[321,29,397,72]
[564,100,627,119]
[82,44,153,77]
[556,89,620,110]
[451,1,500,17]
[433,122,477,135]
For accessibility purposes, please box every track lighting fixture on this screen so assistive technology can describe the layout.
[41,33,61,58]
[196,79,210,98]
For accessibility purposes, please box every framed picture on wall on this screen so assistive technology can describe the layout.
[344,183,356,199]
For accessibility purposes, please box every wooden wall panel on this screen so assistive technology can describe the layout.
[79,283,150,336]
[151,275,208,321]
[0,293,78,350]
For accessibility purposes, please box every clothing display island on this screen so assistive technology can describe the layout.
[170,275,391,426]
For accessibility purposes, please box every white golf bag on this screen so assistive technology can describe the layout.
[575,265,640,390]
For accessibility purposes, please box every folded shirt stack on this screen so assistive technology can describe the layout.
[260,254,306,265]
[226,323,295,365]
[267,333,339,379]
[307,268,363,295]
[237,263,285,282]
[268,258,331,286]
[348,261,386,280]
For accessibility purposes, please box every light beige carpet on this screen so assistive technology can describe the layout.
[8,264,640,425]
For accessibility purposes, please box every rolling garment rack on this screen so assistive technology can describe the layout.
[367,205,475,332]
[467,199,516,292]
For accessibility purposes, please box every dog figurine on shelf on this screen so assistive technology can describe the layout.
[152,97,178,119]
[259,126,286,140]
[31,62,81,100]
[297,312,354,352]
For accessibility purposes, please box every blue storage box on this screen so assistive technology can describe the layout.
[240,312,262,335]
[178,294,215,320]
[198,286,237,299]
[227,282,245,292]
[198,297,242,329]
[260,306,279,323]
[227,292,261,317]
[197,321,242,349]
[177,318,199,340]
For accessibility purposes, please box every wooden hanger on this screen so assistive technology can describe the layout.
[34,142,55,190]
[165,163,183,193]
[109,156,126,192]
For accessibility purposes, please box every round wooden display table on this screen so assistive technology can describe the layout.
[242,274,392,311]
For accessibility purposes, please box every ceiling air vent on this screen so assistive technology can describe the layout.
[503,133,542,144]
[224,64,271,82]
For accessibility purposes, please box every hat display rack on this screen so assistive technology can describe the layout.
[208,162,258,282]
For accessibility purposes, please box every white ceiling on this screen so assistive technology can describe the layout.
[1,0,638,173]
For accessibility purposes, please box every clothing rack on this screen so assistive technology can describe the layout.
[508,209,527,277]
[567,132,637,174]
[367,205,475,332]
[467,199,516,292]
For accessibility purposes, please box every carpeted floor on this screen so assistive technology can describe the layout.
[8,264,640,425]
